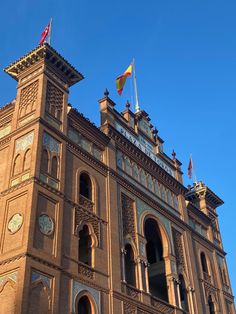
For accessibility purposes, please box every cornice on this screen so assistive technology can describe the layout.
[0,101,15,115]
[4,43,84,87]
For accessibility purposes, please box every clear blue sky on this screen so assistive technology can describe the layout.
[1,0,235,297]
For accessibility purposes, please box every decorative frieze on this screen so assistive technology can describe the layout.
[117,150,179,211]
[68,127,103,162]
[0,125,11,139]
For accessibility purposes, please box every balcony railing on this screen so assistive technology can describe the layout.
[203,272,211,283]
[79,194,94,211]
[151,296,175,314]
[78,262,95,280]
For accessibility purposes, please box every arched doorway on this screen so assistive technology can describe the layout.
[144,218,168,301]
[77,295,91,314]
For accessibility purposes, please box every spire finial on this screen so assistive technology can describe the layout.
[126,100,130,109]
[104,88,109,97]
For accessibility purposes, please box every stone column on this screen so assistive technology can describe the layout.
[188,286,195,314]
[121,248,127,283]
[144,261,150,293]
[136,258,143,291]
[176,279,182,309]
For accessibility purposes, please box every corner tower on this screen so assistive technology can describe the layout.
[4,43,83,133]
[0,44,84,313]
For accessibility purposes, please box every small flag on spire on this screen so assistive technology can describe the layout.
[188,156,193,179]
[39,21,51,45]
[116,63,133,95]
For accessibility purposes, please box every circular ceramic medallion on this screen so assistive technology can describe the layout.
[38,214,54,235]
[8,213,23,234]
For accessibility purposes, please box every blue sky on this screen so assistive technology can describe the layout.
[1,0,235,298]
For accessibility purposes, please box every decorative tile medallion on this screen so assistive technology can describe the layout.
[38,214,54,236]
[8,213,23,234]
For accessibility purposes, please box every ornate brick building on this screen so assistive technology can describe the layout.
[0,44,235,313]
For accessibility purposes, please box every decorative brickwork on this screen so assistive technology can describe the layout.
[45,81,63,121]
[121,193,136,242]
[172,228,186,272]
[75,208,100,245]
[19,80,39,117]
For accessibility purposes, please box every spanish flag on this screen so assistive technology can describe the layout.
[116,63,133,95]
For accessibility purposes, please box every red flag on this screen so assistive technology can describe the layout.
[188,156,193,179]
[39,22,50,45]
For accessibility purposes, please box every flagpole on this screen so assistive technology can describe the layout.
[48,18,52,45]
[190,154,197,183]
[133,59,140,112]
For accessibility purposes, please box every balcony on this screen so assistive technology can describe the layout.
[122,283,141,301]
[78,262,95,280]
[203,272,211,283]
[79,194,94,211]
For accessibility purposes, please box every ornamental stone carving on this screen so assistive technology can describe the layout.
[121,193,136,242]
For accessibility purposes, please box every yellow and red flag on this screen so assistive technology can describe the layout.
[116,63,133,95]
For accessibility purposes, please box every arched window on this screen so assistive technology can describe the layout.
[23,149,31,171]
[51,156,58,179]
[179,274,189,311]
[144,218,168,301]
[80,173,92,200]
[125,244,136,287]
[77,296,91,314]
[13,154,22,176]
[41,149,49,173]
[79,225,92,266]
[200,252,208,274]
[208,295,215,314]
